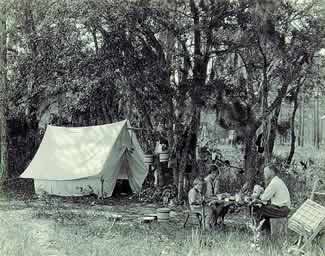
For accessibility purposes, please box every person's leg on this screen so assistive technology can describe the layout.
[219,204,231,225]
[210,203,230,230]
[258,205,290,218]
[204,206,217,231]
[254,205,289,234]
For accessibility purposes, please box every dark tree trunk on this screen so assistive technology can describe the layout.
[172,165,178,186]
[0,9,8,184]
[267,103,282,158]
[176,106,200,201]
[243,133,260,190]
[177,132,193,200]
[287,84,302,165]
[298,102,302,146]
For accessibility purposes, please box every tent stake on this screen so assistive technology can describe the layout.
[100,177,104,200]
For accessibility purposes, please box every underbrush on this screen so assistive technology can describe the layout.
[218,144,325,206]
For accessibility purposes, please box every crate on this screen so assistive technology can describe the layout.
[288,199,325,240]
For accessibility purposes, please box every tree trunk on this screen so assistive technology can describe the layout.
[321,118,323,145]
[0,7,8,184]
[287,79,304,164]
[287,99,299,165]
[267,103,282,158]
[243,133,260,190]
[301,91,305,147]
[298,101,302,146]
[101,102,112,123]
[172,165,178,186]
[313,95,316,146]
[176,107,200,201]
[316,89,320,149]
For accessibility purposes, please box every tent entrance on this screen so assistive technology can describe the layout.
[112,179,132,197]
[112,149,133,197]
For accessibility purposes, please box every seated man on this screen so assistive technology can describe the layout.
[188,177,218,230]
[204,165,230,227]
[254,163,291,234]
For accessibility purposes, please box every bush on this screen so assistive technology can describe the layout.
[272,155,325,206]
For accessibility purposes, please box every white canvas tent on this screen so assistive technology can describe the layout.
[20,120,147,198]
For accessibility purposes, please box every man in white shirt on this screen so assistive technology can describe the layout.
[254,163,291,233]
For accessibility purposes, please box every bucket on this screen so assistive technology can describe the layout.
[157,208,170,222]
[159,152,169,162]
[144,154,154,165]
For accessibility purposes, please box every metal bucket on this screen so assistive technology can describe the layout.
[157,208,170,222]
[144,154,154,165]
[159,152,169,162]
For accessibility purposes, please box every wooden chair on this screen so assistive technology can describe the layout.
[183,204,206,230]
[183,209,203,228]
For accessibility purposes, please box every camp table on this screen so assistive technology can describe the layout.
[205,195,265,223]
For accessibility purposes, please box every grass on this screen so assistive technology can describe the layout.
[0,198,324,256]
[273,144,325,163]
[0,144,324,256]
[0,220,323,256]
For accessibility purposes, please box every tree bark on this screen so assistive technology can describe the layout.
[176,106,200,201]
[298,100,302,146]
[0,6,8,184]
[287,95,299,165]
[267,103,282,158]
[316,88,320,149]
[287,77,304,164]
[313,94,316,146]
[243,133,260,190]
[300,89,305,147]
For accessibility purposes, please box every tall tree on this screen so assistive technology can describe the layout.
[0,1,9,184]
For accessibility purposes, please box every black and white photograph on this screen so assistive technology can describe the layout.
[0,0,324,255]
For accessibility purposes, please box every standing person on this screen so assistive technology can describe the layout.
[204,165,230,228]
[196,146,211,177]
[204,165,220,197]
[188,177,218,231]
[254,163,291,234]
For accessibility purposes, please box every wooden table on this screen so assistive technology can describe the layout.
[205,196,265,222]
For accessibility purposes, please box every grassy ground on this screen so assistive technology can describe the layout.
[0,195,324,256]
[1,144,324,256]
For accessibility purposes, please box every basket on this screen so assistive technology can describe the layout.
[288,199,325,239]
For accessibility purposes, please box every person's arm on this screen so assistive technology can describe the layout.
[260,180,276,202]
[188,190,198,205]
[214,179,220,195]
[205,181,212,197]
[189,189,203,206]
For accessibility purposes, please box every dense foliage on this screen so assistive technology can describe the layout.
[0,0,324,197]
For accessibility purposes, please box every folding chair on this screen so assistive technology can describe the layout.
[183,203,206,230]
